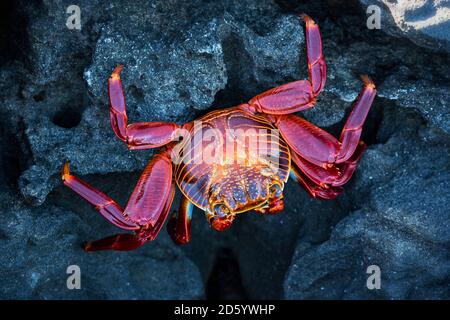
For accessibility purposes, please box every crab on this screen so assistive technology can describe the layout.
[62,15,376,251]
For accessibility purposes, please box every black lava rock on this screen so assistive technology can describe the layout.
[0,0,449,299]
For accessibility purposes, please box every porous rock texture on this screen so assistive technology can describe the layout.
[360,0,450,53]
[0,0,448,299]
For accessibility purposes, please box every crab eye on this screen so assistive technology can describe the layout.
[269,184,282,198]
[213,203,229,218]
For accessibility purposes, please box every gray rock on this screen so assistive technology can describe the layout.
[1,0,450,300]
[359,0,450,53]
[12,0,304,205]
[284,106,450,299]
[0,175,204,299]
[232,183,350,299]
[378,66,450,133]
[277,1,450,133]
[183,179,349,299]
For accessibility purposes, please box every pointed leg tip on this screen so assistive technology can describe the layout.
[361,75,376,90]
[299,13,309,20]
[61,161,70,181]
[83,242,94,252]
[170,234,190,245]
[114,64,124,73]
[111,64,124,80]
[299,13,315,26]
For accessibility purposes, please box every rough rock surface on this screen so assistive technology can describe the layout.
[11,0,304,205]
[359,0,450,53]
[0,168,204,299]
[284,106,450,299]
[0,0,449,299]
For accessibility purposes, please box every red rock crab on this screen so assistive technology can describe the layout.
[61,15,376,251]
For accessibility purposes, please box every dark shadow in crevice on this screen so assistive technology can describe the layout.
[376,102,428,145]
[129,85,145,104]
[211,32,256,110]
[0,0,31,66]
[49,88,90,129]
[321,95,385,147]
[33,90,46,102]
[52,106,83,129]
[360,98,384,146]
[0,117,33,191]
[206,248,247,300]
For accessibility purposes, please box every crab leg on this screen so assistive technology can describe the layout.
[302,14,326,96]
[61,163,138,230]
[83,233,146,251]
[291,142,366,187]
[336,76,376,163]
[245,15,325,115]
[62,151,175,251]
[167,194,193,245]
[290,162,343,200]
[84,184,175,251]
[108,65,181,150]
[122,152,174,226]
[275,77,376,167]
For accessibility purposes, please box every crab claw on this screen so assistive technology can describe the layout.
[255,198,285,215]
[210,214,235,232]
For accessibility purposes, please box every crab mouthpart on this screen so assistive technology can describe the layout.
[255,198,284,214]
[210,214,235,231]
[206,203,235,231]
